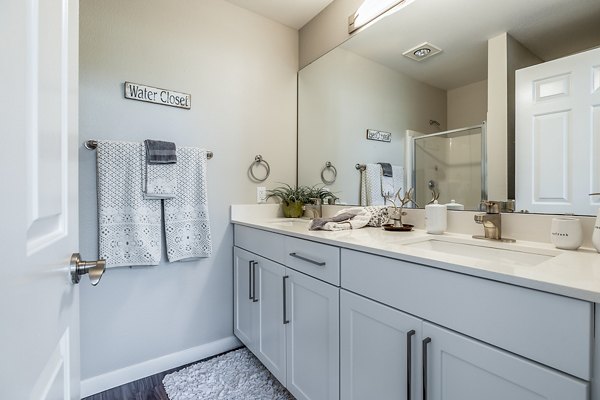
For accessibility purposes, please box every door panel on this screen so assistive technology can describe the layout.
[233,247,258,351]
[256,258,287,385]
[341,290,422,400]
[423,322,588,400]
[286,269,339,400]
[0,0,79,398]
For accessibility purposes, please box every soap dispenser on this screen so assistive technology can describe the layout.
[425,200,447,234]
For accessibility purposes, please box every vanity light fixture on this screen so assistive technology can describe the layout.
[348,0,414,33]
[402,42,442,61]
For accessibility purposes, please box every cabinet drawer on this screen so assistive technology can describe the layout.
[341,249,593,380]
[285,236,340,285]
[234,225,285,264]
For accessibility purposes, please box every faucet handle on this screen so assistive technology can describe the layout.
[480,200,501,214]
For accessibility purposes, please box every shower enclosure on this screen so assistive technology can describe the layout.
[410,123,487,210]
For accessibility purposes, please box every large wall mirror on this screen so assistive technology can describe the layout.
[298,0,600,214]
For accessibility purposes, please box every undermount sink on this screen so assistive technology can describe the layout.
[404,237,558,267]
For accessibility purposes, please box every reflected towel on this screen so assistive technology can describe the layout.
[164,147,212,261]
[360,164,386,206]
[392,165,405,197]
[96,141,162,267]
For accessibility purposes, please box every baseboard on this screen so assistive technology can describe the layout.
[80,335,241,398]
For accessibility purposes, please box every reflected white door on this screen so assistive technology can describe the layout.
[0,0,80,399]
[516,47,600,215]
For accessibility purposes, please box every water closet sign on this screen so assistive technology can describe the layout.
[124,82,191,109]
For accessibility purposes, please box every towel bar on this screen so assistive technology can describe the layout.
[355,163,366,171]
[84,139,213,159]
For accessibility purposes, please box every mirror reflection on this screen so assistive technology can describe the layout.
[298,0,600,214]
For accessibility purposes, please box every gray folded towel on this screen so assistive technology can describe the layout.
[144,139,177,164]
[378,162,393,177]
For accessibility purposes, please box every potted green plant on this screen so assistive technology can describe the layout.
[267,184,309,218]
[305,184,338,205]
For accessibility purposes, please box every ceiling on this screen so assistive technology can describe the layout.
[225,0,335,29]
[341,0,600,90]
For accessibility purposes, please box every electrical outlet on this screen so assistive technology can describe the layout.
[256,186,267,204]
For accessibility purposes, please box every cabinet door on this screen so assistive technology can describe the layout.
[255,257,287,385]
[340,290,422,400]
[233,247,258,351]
[285,269,340,400]
[422,322,589,400]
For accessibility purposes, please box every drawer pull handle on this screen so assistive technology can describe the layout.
[252,261,259,302]
[406,330,416,400]
[289,252,326,266]
[282,275,290,324]
[248,261,254,300]
[422,337,431,400]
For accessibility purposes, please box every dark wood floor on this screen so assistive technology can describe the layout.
[83,347,243,400]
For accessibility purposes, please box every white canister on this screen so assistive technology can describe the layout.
[593,209,600,253]
[550,217,583,250]
[425,200,447,234]
[445,199,464,211]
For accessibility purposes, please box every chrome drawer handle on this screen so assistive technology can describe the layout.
[289,252,326,266]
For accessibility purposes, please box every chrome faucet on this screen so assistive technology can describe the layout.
[473,201,515,242]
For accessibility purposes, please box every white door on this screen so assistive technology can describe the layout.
[233,247,258,351]
[0,0,80,399]
[340,290,422,400]
[516,47,600,214]
[422,322,588,400]
[256,258,287,385]
[285,269,339,400]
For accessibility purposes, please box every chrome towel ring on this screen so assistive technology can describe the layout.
[321,161,337,185]
[249,155,270,182]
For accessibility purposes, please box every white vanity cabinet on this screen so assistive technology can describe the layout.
[234,223,593,400]
[234,225,340,400]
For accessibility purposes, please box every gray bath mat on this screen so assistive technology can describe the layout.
[163,348,295,399]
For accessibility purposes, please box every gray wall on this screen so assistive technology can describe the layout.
[79,0,297,388]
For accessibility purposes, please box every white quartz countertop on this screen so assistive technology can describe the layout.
[232,216,600,303]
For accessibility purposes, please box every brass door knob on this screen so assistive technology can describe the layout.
[70,253,106,286]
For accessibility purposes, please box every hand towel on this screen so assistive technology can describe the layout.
[144,139,177,164]
[378,162,393,177]
[96,141,162,267]
[141,145,177,199]
[363,164,386,206]
[309,208,371,231]
[380,171,394,198]
[164,147,212,261]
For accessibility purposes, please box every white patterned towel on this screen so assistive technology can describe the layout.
[164,147,212,261]
[141,146,177,199]
[96,141,162,267]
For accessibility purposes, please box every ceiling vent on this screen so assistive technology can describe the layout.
[402,42,442,61]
